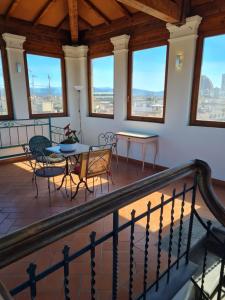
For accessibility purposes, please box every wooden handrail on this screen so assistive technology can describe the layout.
[0,281,13,300]
[0,159,224,269]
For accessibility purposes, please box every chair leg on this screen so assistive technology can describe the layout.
[115,145,119,167]
[53,177,56,190]
[34,175,38,198]
[100,176,103,193]
[107,173,110,192]
[48,178,51,200]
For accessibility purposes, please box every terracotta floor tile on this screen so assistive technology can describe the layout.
[0,159,224,298]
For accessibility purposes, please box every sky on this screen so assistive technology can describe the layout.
[92,55,114,89]
[27,54,62,88]
[92,46,167,92]
[201,34,225,88]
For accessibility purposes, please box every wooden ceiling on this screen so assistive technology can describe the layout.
[0,0,224,44]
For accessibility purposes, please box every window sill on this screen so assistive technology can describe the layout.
[127,116,165,123]
[89,113,114,119]
[29,113,68,119]
[190,119,225,128]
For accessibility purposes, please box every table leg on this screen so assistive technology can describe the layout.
[141,143,146,171]
[127,138,131,162]
[57,157,69,190]
[153,139,159,168]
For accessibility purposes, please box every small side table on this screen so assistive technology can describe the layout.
[116,131,159,171]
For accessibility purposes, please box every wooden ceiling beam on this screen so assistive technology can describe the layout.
[179,0,190,24]
[84,0,111,25]
[116,0,181,23]
[4,0,21,17]
[114,1,132,17]
[79,16,93,30]
[67,0,78,43]
[33,0,54,25]
[56,15,69,31]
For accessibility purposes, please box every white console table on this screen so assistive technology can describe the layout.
[116,131,159,170]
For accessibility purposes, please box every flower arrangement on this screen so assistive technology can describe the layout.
[61,124,79,144]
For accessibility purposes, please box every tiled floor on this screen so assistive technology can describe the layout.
[0,158,224,299]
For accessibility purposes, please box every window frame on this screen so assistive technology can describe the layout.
[24,51,68,119]
[190,31,225,128]
[88,54,114,119]
[0,44,13,120]
[127,42,169,123]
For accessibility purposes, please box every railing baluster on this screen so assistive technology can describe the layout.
[63,245,70,300]
[186,176,197,265]
[27,263,37,300]
[143,202,151,300]
[17,127,20,145]
[217,241,225,300]
[156,194,164,292]
[167,189,175,283]
[41,125,44,136]
[90,231,96,300]
[0,129,2,147]
[26,125,29,144]
[177,184,186,269]
[9,127,11,146]
[200,221,211,299]
[129,209,136,300]
[112,210,119,300]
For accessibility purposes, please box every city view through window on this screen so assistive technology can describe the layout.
[197,34,225,122]
[0,51,8,116]
[91,55,114,115]
[27,54,64,115]
[131,45,167,118]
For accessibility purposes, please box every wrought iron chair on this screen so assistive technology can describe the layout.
[71,147,112,200]
[28,135,65,164]
[98,132,118,165]
[23,145,65,202]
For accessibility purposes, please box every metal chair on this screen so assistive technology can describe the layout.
[98,132,118,165]
[71,147,112,200]
[23,145,65,202]
[28,135,65,164]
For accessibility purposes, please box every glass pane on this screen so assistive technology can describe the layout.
[27,54,64,115]
[131,46,167,118]
[197,34,225,122]
[91,56,114,115]
[0,51,8,116]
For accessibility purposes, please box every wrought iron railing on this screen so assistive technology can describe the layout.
[0,117,65,159]
[0,160,224,299]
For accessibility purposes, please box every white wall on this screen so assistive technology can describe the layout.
[2,18,225,181]
[78,20,225,181]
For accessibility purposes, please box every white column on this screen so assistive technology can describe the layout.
[62,45,88,139]
[166,16,202,126]
[110,34,130,122]
[2,33,28,119]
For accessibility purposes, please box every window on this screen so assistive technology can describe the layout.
[25,53,67,117]
[89,55,114,118]
[191,34,225,127]
[128,45,168,122]
[0,48,13,120]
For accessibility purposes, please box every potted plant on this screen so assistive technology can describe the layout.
[59,124,79,152]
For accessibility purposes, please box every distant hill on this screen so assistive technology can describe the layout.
[94,87,163,97]
[21,87,163,97]
[29,87,62,96]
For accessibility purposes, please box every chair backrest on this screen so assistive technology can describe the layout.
[79,147,112,179]
[98,132,117,146]
[29,135,51,157]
